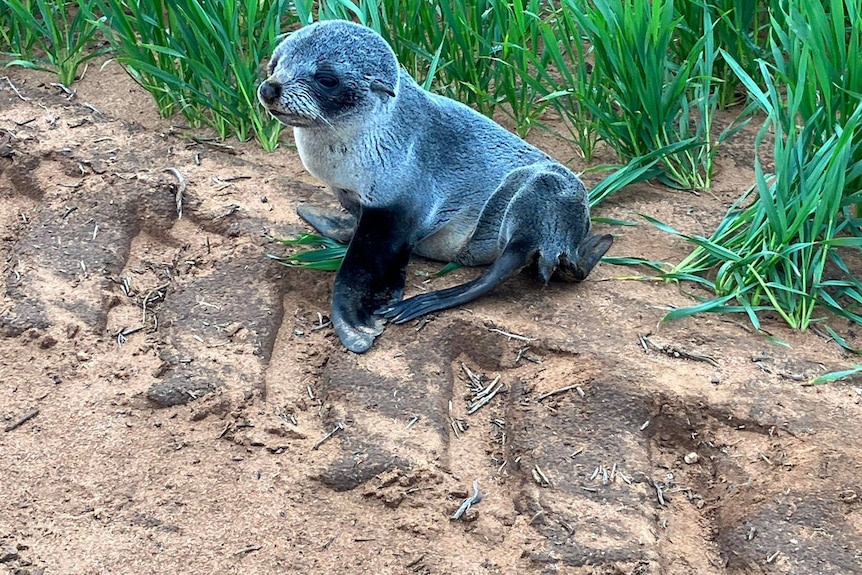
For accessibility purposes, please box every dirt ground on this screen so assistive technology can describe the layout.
[1,62,862,575]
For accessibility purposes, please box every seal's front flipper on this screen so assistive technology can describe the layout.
[332,206,412,352]
[378,243,532,324]
[297,204,356,244]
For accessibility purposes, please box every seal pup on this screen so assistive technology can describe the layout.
[258,20,612,353]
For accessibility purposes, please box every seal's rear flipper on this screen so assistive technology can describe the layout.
[332,206,412,352]
[573,233,613,281]
[297,204,356,244]
[553,233,613,282]
[378,244,532,324]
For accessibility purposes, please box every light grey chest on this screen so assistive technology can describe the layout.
[294,128,378,195]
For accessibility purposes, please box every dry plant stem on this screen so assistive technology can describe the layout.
[467,376,503,415]
[82,102,102,117]
[50,82,73,98]
[311,421,343,451]
[532,465,550,486]
[537,383,587,401]
[188,137,237,155]
[2,76,28,101]
[638,333,719,367]
[4,408,39,432]
[471,375,501,401]
[141,283,170,327]
[460,362,482,388]
[164,168,186,220]
[488,327,532,341]
[451,479,483,520]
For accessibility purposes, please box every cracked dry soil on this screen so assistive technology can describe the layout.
[1,65,862,575]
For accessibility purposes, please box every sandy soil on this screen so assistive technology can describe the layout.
[1,63,862,575]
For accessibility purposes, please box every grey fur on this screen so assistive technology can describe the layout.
[259,20,612,353]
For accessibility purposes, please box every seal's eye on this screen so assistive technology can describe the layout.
[314,72,339,90]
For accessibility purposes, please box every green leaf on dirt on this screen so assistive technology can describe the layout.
[806,365,862,386]
[267,234,346,271]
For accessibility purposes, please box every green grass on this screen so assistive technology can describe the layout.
[643,0,862,331]
[267,234,347,271]
[807,365,862,386]
[2,0,109,86]
[674,0,771,108]
[95,0,289,150]
[1,0,39,58]
[566,0,723,190]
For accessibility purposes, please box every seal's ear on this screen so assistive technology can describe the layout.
[370,78,396,99]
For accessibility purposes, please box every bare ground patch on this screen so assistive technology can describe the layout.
[1,67,861,575]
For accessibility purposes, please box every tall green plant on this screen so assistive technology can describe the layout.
[530,1,600,160]
[1,0,37,58]
[3,0,108,86]
[469,0,551,135]
[96,0,289,150]
[770,0,862,154]
[655,0,862,330]
[567,0,721,190]
[674,0,770,108]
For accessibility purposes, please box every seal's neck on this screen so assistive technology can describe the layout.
[293,113,396,197]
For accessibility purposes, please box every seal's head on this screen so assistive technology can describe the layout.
[258,20,400,128]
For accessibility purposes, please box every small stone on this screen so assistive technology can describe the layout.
[684,452,699,464]
[381,492,405,509]
[264,426,307,440]
[0,545,19,562]
[223,322,243,337]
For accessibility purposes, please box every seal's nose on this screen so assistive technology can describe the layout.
[258,81,281,105]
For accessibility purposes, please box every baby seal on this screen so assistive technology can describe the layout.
[258,20,612,353]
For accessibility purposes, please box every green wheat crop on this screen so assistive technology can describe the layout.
[567,0,722,190]
[95,0,289,150]
[1,0,39,58]
[674,0,771,108]
[2,0,108,86]
[655,0,862,331]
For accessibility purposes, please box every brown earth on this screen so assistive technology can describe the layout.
[1,63,862,575]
